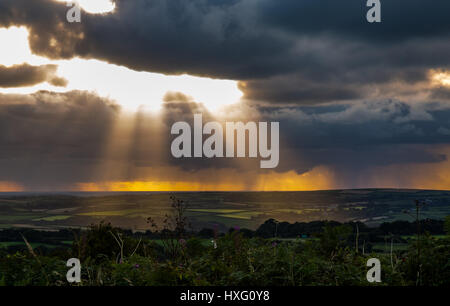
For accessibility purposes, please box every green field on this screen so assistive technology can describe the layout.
[0,241,61,249]
[0,189,449,231]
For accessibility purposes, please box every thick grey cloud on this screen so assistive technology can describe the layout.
[1,0,450,106]
[260,99,450,173]
[259,0,450,42]
[0,90,119,189]
[1,0,449,81]
[0,89,449,189]
[0,64,67,88]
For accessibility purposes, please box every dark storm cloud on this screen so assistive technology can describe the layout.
[260,99,450,173]
[160,92,240,170]
[0,90,247,188]
[0,89,449,189]
[124,97,450,175]
[1,0,450,105]
[239,75,363,104]
[240,44,450,105]
[0,90,235,189]
[276,145,446,177]
[0,90,119,189]
[0,64,68,88]
[0,0,289,78]
[1,0,450,81]
[259,0,450,42]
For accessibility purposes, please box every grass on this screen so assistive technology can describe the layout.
[0,241,62,249]
[78,210,135,217]
[149,239,213,247]
[78,208,171,218]
[218,211,263,220]
[218,213,252,220]
[194,214,256,229]
[188,209,244,213]
[0,214,44,223]
[400,235,447,240]
[273,209,304,214]
[371,243,409,252]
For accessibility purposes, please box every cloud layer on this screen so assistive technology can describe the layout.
[0,63,67,88]
[1,0,450,105]
[0,90,449,190]
[0,0,450,190]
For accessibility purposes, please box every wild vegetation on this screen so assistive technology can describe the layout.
[0,197,449,286]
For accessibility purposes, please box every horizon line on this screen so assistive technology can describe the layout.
[1,187,449,194]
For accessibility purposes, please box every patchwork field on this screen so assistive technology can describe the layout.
[0,189,450,231]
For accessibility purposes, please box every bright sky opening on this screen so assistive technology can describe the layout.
[0,26,243,112]
[54,0,116,14]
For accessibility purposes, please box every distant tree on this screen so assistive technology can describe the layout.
[198,228,215,238]
[380,220,413,235]
[239,228,254,238]
[255,219,278,238]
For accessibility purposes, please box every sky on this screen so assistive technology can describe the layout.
[0,0,450,191]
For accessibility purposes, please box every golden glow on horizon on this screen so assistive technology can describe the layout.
[78,181,247,192]
[371,146,450,191]
[0,181,24,192]
[76,167,335,192]
[54,0,116,14]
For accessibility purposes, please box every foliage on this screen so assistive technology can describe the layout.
[0,195,448,286]
[445,215,450,235]
[147,196,191,260]
[1,224,449,286]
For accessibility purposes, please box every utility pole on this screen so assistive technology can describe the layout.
[404,199,431,286]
